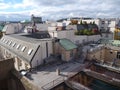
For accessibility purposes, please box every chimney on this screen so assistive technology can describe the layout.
[56,68,60,75]
[32,21,36,33]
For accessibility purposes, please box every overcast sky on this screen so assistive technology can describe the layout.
[0,0,120,21]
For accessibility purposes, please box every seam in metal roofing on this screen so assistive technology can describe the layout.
[59,38,77,51]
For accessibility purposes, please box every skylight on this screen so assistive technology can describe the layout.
[12,43,16,47]
[4,39,6,43]
[21,46,26,52]
[5,40,9,44]
[9,41,12,46]
[16,44,21,49]
[28,49,33,55]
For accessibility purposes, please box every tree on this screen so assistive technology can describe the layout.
[74,31,79,35]
[83,29,87,35]
[80,20,82,24]
[93,21,95,24]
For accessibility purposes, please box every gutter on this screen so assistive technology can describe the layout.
[30,45,40,69]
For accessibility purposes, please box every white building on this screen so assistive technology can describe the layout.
[63,18,120,33]
[48,24,112,45]
[81,18,119,33]
[2,23,26,34]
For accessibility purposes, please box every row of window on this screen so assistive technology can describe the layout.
[1,38,33,55]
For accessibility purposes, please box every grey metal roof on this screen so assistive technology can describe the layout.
[0,32,52,63]
[7,32,52,44]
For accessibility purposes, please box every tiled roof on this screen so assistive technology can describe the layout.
[59,38,77,51]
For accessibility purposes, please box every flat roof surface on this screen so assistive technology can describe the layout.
[26,61,85,90]
[7,32,52,44]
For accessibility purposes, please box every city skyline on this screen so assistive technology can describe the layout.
[0,0,120,21]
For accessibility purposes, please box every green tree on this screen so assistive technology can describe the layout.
[74,31,79,35]
[83,29,88,35]
[93,21,95,24]
[80,20,82,24]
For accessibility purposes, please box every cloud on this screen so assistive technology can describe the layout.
[0,0,120,21]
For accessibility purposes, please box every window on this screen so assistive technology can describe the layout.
[9,41,12,46]
[5,40,8,44]
[28,49,33,55]
[102,21,105,24]
[117,52,120,59]
[21,46,26,52]
[108,21,111,24]
[70,50,73,57]
[25,63,29,69]
[2,38,4,42]
[12,43,16,47]
[16,44,21,49]
[4,39,6,43]
[1,38,3,41]
[18,59,22,66]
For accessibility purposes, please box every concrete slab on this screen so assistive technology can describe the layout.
[26,61,85,90]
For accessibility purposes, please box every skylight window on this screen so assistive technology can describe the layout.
[5,40,8,44]
[21,46,26,52]
[4,39,6,43]
[12,43,16,47]
[28,49,33,55]
[9,41,12,46]
[2,39,5,42]
[16,44,21,49]
[1,38,3,41]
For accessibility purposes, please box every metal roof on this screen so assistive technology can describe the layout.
[0,32,52,63]
[59,38,77,51]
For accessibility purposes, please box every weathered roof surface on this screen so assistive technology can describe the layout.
[59,38,77,50]
[26,60,85,90]
[0,35,39,63]
[110,40,120,46]
[0,25,4,31]
[97,39,120,47]
[96,38,110,44]
[0,32,52,63]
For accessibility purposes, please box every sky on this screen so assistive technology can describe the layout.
[0,0,120,21]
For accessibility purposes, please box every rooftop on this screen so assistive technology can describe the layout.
[4,32,52,44]
[26,60,85,90]
[0,32,52,63]
[59,39,77,50]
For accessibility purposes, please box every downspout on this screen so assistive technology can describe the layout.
[30,45,40,70]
